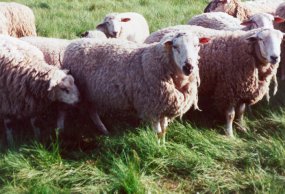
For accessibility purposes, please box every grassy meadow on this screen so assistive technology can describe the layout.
[1,0,285,193]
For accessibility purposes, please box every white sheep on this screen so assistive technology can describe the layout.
[0,2,37,37]
[0,35,80,145]
[188,12,284,31]
[80,30,107,39]
[20,36,72,67]
[62,32,209,144]
[96,12,150,43]
[145,26,283,137]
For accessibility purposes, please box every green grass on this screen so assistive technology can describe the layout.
[1,0,285,193]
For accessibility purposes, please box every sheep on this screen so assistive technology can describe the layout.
[0,35,80,145]
[80,30,107,39]
[188,12,284,31]
[62,32,209,144]
[145,27,283,137]
[20,36,72,67]
[187,12,284,101]
[275,3,285,80]
[0,2,37,37]
[96,12,150,43]
[204,0,283,21]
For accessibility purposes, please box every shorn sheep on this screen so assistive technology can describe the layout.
[96,12,150,43]
[20,36,72,67]
[204,0,283,21]
[62,32,209,144]
[0,35,80,145]
[0,2,37,37]
[145,26,283,137]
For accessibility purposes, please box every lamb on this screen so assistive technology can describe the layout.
[0,35,80,145]
[62,32,209,144]
[204,0,283,21]
[80,30,107,39]
[145,27,283,137]
[275,3,285,80]
[20,36,72,67]
[96,12,150,43]
[188,12,284,31]
[0,2,37,37]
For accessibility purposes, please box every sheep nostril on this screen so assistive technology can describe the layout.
[270,55,278,61]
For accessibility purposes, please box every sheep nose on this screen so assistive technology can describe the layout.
[113,32,118,37]
[270,55,279,64]
[182,63,193,76]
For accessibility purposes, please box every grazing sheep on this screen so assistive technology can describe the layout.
[0,35,80,145]
[63,32,209,144]
[20,36,72,67]
[0,2,37,37]
[204,0,283,21]
[145,27,283,137]
[275,3,285,80]
[96,12,150,43]
[81,30,107,39]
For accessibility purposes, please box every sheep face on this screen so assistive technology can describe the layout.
[48,71,80,105]
[162,32,209,76]
[241,13,275,30]
[246,29,283,65]
[204,0,231,13]
[103,15,130,38]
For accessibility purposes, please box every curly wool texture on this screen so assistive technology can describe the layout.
[0,35,65,118]
[198,31,277,113]
[0,2,37,37]
[188,12,243,31]
[21,36,72,67]
[145,25,229,44]
[63,38,200,122]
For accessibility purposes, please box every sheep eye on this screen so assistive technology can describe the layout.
[61,88,69,94]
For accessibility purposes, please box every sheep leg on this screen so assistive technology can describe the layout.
[89,110,109,135]
[152,120,163,145]
[4,118,14,146]
[159,117,169,145]
[272,74,278,96]
[30,117,40,140]
[56,110,66,132]
[225,106,235,138]
[235,103,247,132]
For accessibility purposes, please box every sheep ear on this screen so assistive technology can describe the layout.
[81,31,89,37]
[121,18,131,22]
[240,20,253,26]
[199,37,210,44]
[96,22,107,32]
[219,0,230,3]
[274,16,285,24]
[245,35,259,42]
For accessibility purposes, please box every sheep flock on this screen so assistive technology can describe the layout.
[1,0,285,147]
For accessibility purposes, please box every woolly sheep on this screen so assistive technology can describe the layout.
[62,32,209,144]
[187,12,284,100]
[96,12,150,43]
[81,30,108,39]
[20,36,72,67]
[145,26,283,137]
[0,2,37,37]
[275,3,285,80]
[188,12,284,31]
[0,35,80,145]
[204,0,283,21]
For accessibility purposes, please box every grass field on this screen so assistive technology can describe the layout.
[1,0,285,193]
